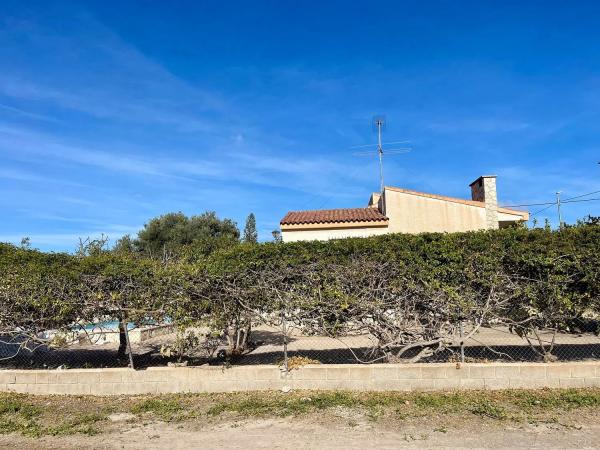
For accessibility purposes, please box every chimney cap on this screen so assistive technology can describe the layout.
[469,175,497,187]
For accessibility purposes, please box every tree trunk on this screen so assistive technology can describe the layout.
[117,320,127,360]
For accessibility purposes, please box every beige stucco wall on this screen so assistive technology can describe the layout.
[384,189,489,234]
[282,225,389,242]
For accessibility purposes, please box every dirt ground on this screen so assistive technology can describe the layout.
[2,415,600,449]
[2,389,600,449]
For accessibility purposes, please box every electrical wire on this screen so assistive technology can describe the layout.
[530,203,556,216]
[500,194,600,217]
[564,190,600,201]
[564,197,600,204]
[501,201,556,208]
[502,188,600,209]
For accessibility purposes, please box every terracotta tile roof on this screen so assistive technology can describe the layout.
[280,207,389,225]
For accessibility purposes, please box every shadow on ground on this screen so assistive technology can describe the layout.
[1,329,600,369]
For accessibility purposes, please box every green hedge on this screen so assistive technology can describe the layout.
[1,225,599,357]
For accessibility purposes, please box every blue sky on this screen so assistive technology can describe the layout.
[1,0,599,251]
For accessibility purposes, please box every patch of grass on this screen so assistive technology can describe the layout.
[0,393,106,437]
[0,394,43,437]
[0,395,41,419]
[1,388,600,436]
[470,401,507,420]
[46,413,106,436]
[411,393,465,411]
[205,389,599,422]
[513,389,600,410]
[131,398,186,421]
[207,391,360,417]
[0,418,43,438]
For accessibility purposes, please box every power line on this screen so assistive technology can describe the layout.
[502,201,556,208]
[499,196,600,217]
[564,189,600,201]
[530,203,555,216]
[530,198,600,217]
[502,187,600,209]
[564,197,600,204]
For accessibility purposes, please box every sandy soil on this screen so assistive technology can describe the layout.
[1,415,599,449]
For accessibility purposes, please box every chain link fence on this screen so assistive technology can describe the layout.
[2,318,599,370]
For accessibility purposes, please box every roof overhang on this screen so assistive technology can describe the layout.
[281,220,389,232]
[498,208,529,221]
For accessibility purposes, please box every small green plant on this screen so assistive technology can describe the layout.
[131,398,185,420]
[46,413,105,436]
[470,401,507,420]
[160,330,201,362]
[0,396,41,418]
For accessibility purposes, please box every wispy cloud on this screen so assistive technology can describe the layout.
[0,122,372,197]
[0,13,228,133]
[0,103,59,123]
[427,118,531,133]
[0,166,87,187]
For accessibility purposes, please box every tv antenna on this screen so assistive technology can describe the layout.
[352,116,411,194]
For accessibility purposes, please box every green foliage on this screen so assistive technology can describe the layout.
[243,212,258,244]
[470,401,507,419]
[0,393,106,437]
[1,223,599,363]
[204,389,600,421]
[0,243,183,349]
[130,398,186,421]
[112,234,136,255]
[129,211,240,259]
[271,230,282,243]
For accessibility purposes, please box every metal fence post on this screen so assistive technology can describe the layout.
[281,306,288,372]
[459,319,465,364]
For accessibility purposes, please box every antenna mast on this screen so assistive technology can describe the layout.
[351,117,411,214]
[375,117,385,194]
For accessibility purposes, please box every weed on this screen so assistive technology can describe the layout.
[46,414,105,436]
[412,393,464,411]
[515,389,600,409]
[470,401,507,420]
[131,398,185,421]
[0,396,41,418]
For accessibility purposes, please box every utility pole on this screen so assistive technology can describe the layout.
[556,191,563,229]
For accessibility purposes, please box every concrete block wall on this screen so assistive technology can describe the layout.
[1,362,599,396]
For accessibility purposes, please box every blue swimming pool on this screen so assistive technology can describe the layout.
[81,321,136,331]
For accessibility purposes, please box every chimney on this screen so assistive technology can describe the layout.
[368,192,384,212]
[469,175,499,229]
